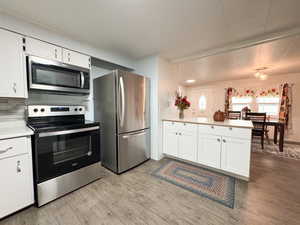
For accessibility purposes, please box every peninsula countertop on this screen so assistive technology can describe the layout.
[162,117,254,129]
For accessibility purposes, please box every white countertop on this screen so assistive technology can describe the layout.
[0,120,34,140]
[162,117,253,129]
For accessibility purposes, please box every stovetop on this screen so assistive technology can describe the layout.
[28,120,99,133]
[27,105,100,133]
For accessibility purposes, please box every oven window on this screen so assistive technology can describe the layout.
[52,135,91,164]
[36,130,100,182]
[32,63,81,88]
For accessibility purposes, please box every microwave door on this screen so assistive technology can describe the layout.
[117,71,150,134]
[28,56,90,94]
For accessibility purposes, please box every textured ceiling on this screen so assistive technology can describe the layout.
[177,35,300,86]
[0,0,300,60]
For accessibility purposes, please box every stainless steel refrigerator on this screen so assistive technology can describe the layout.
[93,70,150,174]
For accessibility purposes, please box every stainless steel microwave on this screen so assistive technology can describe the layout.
[27,56,90,95]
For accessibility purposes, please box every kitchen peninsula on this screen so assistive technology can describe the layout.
[162,117,253,180]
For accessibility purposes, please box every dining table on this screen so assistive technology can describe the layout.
[254,118,286,152]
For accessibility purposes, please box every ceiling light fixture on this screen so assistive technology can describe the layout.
[186,79,196,83]
[254,67,268,80]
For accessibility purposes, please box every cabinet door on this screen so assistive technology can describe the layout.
[178,131,197,162]
[163,122,179,157]
[221,137,251,177]
[163,130,178,157]
[63,49,90,69]
[25,37,62,61]
[198,134,221,169]
[0,154,34,219]
[0,29,26,98]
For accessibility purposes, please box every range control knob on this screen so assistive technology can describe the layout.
[41,108,45,112]
[75,108,78,111]
[33,108,38,113]
[79,108,82,111]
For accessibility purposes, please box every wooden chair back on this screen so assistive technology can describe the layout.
[228,111,241,120]
[245,112,266,132]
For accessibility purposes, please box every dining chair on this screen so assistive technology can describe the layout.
[245,112,267,149]
[228,111,241,120]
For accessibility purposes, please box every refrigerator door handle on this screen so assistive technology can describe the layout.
[119,76,125,127]
[122,131,146,139]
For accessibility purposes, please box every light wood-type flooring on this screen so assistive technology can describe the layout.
[1,152,300,225]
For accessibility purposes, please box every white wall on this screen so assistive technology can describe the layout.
[185,73,300,142]
[134,55,160,160]
[157,58,183,159]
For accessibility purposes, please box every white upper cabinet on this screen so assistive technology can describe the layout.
[63,49,91,69]
[25,37,63,61]
[0,29,27,98]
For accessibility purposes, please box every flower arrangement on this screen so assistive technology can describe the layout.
[175,92,191,119]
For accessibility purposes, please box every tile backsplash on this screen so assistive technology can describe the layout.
[0,98,26,121]
[0,92,92,122]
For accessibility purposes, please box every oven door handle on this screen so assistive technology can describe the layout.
[38,126,99,137]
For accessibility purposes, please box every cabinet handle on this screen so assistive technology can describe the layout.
[217,138,221,142]
[0,146,13,154]
[12,83,17,93]
[17,160,21,173]
[223,139,226,143]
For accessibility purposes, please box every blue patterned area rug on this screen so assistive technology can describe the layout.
[152,159,236,208]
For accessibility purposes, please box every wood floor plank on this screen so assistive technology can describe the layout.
[1,152,300,225]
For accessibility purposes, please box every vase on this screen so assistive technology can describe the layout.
[179,109,184,119]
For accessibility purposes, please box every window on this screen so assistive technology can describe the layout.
[231,97,252,111]
[198,95,207,111]
[257,97,280,116]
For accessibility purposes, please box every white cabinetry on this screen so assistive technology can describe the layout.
[26,37,63,61]
[63,49,90,69]
[163,120,252,180]
[221,137,251,177]
[163,122,198,162]
[0,29,26,98]
[26,38,90,69]
[0,137,34,219]
[198,134,221,169]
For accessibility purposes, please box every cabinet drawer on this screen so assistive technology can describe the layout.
[177,122,197,132]
[198,124,251,140]
[163,121,180,131]
[0,137,28,160]
[217,126,251,140]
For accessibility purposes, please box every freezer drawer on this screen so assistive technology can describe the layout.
[118,129,150,173]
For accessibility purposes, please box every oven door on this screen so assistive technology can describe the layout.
[34,126,100,183]
[28,56,90,94]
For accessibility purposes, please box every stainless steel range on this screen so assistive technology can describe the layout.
[27,105,102,207]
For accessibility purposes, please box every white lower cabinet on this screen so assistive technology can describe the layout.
[198,134,221,169]
[163,122,197,162]
[163,121,252,180]
[221,137,251,177]
[178,131,197,162]
[0,137,34,219]
[163,128,178,157]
